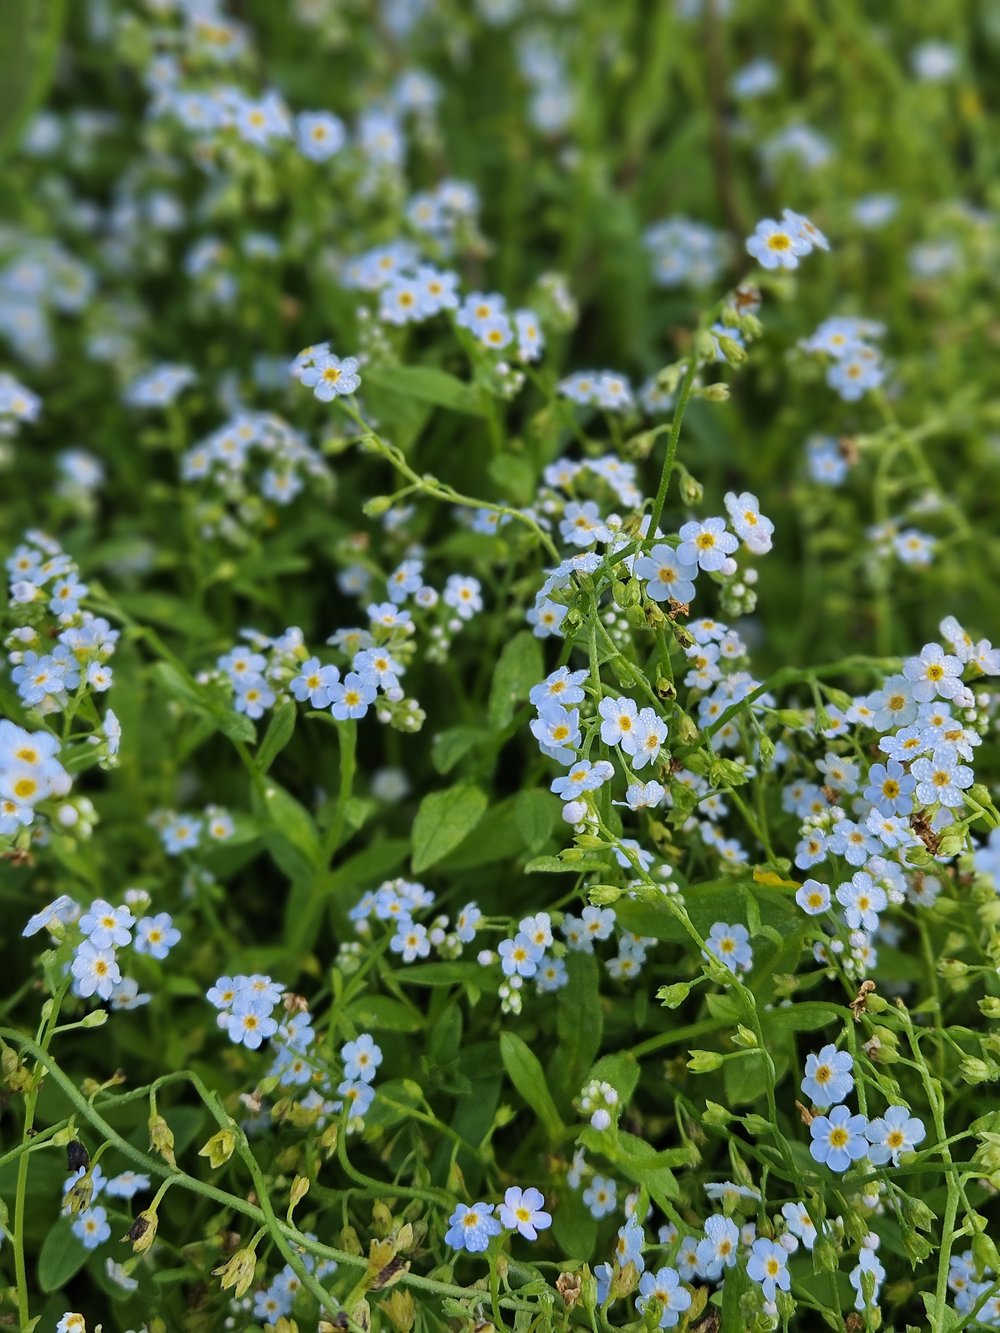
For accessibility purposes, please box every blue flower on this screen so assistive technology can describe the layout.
[634,544,698,604]
[835,872,887,932]
[635,1266,692,1327]
[329,671,378,721]
[341,1034,382,1084]
[695,1214,739,1280]
[911,753,974,808]
[704,922,752,974]
[291,657,341,708]
[583,1175,617,1219]
[863,760,916,815]
[795,879,831,915]
[747,1237,791,1300]
[299,353,361,401]
[801,1044,854,1107]
[498,932,543,978]
[499,1186,551,1239]
[444,1201,502,1253]
[676,518,738,573]
[454,901,481,943]
[134,912,180,960]
[72,1205,111,1250]
[79,899,134,949]
[745,217,812,270]
[809,1105,869,1172]
[865,1105,926,1165]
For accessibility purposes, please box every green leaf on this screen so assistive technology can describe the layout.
[255,781,324,872]
[586,1051,640,1106]
[392,962,484,988]
[362,364,485,416]
[488,454,535,505]
[514,788,557,852]
[150,661,205,711]
[524,855,612,875]
[38,1217,88,1293]
[499,1032,566,1141]
[488,631,543,729]
[343,995,423,1032]
[553,952,603,1106]
[0,0,67,163]
[579,1127,681,1205]
[411,784,488,873]
[431,726,486,775]
[217,710,256,745]
[256,698,296,772]
[765,1001,845,1033]
[551,1188,597,1262]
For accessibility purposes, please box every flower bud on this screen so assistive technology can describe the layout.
[148,1113,176,1166]
[687,1050,724,1073]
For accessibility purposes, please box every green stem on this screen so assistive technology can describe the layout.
[647,355,701,539]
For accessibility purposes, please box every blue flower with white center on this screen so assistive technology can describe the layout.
[453,901,481,944]
[444,1201,502,1253]
[676,518,739,573]
[225,998,278,1050]
[835,872,887,931]
[335,1078,376,1120]
[134,912,180,960]
[529,704,581,764]
[704,921,752,974]
[781,1202,817,1250]
[341,1034,382,1084]
[72,1205,110,1250]
[864,1105,926,1165]
[634,544,698,603]
[498,932,543,978]
[104,1170,150,1200]
[390,921,430,963]
[528,667,588,709]
[795,879,831,915]
[291,657,340,708]
[747,1237,791,1300]
[71,941,120,1001]
[583,1174,617,1219]
[550,758,613,800]
[903,642,965,702]
[329,671,378,721]
[299,353,361,401]
[79,899,134,949]
[801,1044,854,1107]
[863,759,916,815]
[809,1104,869,1172]
[499,1186,551,1239]
[695,1214,739,1280]
[911,753,974,808]
[635,1266,691,1328]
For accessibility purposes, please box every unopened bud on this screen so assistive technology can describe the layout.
[289,1174,311,1211]
[148,1113,175,1166]
[687,1050,724,1073]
